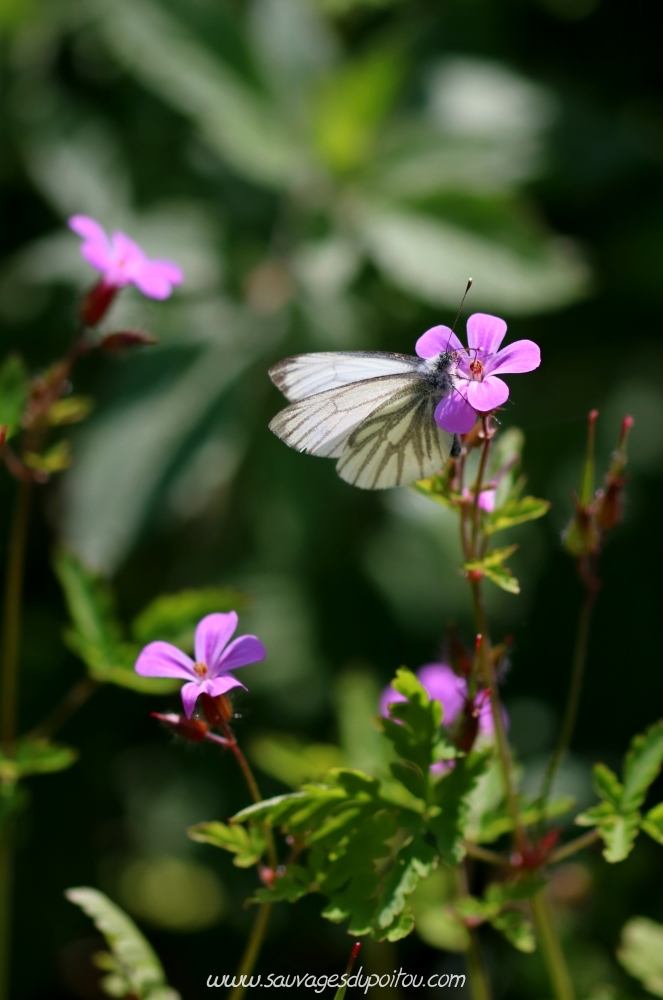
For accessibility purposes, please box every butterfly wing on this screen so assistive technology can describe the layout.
[336,381,454,489]
[269,351,423,402]
[269,374,423,459]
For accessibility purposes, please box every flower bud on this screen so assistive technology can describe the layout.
[200,693,233,726]
[81,281,118,327]
[100,330,159,352]
[596,415,633,532]
[563,410,601,557]
[151,712,208,742]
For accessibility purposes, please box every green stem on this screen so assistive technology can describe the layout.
[470,428,491,559]
[466,929,492,1000]
[531,892,575,1000]
[1,480,32,747]
[539,574,599,811]
[220,721,277,871]
[0,827,13,1000]
[548,829,600,866]
[228,903,272,1000]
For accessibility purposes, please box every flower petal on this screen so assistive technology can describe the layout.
[487,339,541,376]
[216,635,266,674]
[133,260,183,300]
[434,390,477,433]
[111,231,146,269]
[466,313,507,357]
[206,675,247,697]
[379,685,406,718]
[194,612,238,669]
[466,375,509,412]
[417,664,467,726]
[80,243,115,275]
[181,681,203,718]
[477,697,509,736]
[416,325,464,358]
[69,215,108,246]
[135,641,194,679]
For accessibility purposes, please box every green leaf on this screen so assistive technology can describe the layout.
[411,868,470,953]
[312,46,404,173]
[47,396,94,426]
[491,908,536,953]
[464,545,520,594]
[429,750,492,864]
[456,877,542,953]
[24,440,72,474]
[381,668,442,783]
[641,803,663,845]
[0,354,28,438]
[254,865,315,903]
[132,587,249,651]
[0,738,78,782]
[65,887,180,1000]
[97,0,300,189]
[484,496,551,535]
[188,821,265,868]
[412,468,460,511]
[618,917,663,998]
[622,720,663,814]
[54,550,179,694]
[475,795,575,844]
[593,763,623,809]
[248,734,346,788]
[373,833,436,932]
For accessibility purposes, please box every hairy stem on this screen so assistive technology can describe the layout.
[539,572,599,811]
[531,892,575,1000]
[470,429,491,558]
[220,721,278,872]
[548,829,600,866]
[1,481,32,747]
[228,903,272,1000]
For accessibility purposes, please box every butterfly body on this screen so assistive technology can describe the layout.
[268,349,460,489]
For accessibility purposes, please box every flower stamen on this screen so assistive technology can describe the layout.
[193,661,208,678]
[469,358,484,379]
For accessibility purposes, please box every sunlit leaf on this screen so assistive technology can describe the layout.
[618,917,663,998]
[188,821,265,868]
[484,496,550,535]
[65,887,180,1000]
[0,738,78,782]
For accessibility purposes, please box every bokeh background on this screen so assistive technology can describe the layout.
[1,0,663,995]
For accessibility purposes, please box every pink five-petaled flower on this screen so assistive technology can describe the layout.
[135,612,265,718]
[69,215,183,301]
[415,313,541,434]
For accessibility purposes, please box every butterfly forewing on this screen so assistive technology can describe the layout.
[336,382,454,489]
[268,374,423,459]
[269,352,423,402]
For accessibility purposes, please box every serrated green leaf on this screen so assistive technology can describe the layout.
[374,832,436,931]
[65,887,180,1000]
[464,545,520,594]
[622,720,663,814]
[475,795,575,844]
[483,564,521,594]
[641,803,663,845]
[412,469,460,511]
[381,668,442,782]
[0,354,28,438]
[618,917,663,998]
[390,760,427,802]
[254,865,315,903]
[484,496,551,535]
[491,908,536,953]
[188,821,265,868]
[248,734,346,788]
[0,738,78,782]
[132,588,248,650]
[593,763,623,808]
[430,750,492,864]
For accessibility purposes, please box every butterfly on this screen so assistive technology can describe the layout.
[268,348,463,490]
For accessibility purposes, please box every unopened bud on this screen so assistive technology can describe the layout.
[200,693,233,726]
[596,414,633,532]
[563,500,601,557]
[151,712,208,742]
[81,281,118,326]
[100,330,158,352]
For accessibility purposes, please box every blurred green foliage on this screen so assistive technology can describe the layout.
[2,0,663,996]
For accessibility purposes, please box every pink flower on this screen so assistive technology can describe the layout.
[415,313,541,434]
[69,215,183,300]
[135,612,265,718]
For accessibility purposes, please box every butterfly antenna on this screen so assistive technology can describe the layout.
[452,278,473,332]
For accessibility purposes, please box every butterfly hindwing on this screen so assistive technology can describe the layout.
[269,352,423,402]
[268,374,423,459]
[336,382,454,489]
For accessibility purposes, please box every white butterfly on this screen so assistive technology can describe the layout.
[268,350,462,489]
